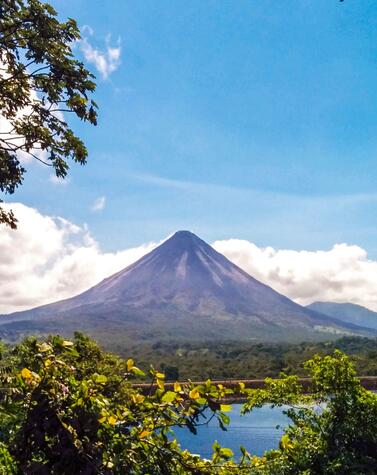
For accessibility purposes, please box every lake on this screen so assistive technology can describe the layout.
[173,404,291,460]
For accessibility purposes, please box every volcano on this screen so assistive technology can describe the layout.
[0,231,368,344]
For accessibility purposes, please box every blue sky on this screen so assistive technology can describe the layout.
[14,0,377,255]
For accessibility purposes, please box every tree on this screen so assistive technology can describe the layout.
[0,0,97,228]
[242,350,377,474]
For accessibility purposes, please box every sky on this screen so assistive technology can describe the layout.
[4,0,377,312]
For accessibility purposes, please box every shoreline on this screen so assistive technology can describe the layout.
[133,375,377,402]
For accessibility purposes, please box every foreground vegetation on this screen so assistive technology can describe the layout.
[0,333,376,473]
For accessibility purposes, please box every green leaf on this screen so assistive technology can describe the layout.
[219,447,234,459]
[197,397,207,405]
[161,391,177,403]
[212,440,221,452]
[219,412,230,426]
[131,366,145,377]
[126,358,134,371]
[94,374,108,384]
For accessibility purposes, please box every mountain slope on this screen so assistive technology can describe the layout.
[0,231,370,344]
[307,301,377,331]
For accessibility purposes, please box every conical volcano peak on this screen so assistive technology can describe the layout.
[169,230,201,241]
[162,230,208,252]
[1,227,364,343]
[173,230,194,236]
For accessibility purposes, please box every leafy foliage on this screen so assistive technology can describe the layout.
[0,0,97,227]
[242,351,377,474]
[0,334,377,473]
[0,334,245,474]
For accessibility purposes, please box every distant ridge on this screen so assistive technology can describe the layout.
[0,231,372,345]
[307,301,377,331]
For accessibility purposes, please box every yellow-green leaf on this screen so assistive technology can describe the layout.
[108,416,117,426]
[162,391,177,403]
[62,340,73,347]
[21,368,32,379]
[94,374,108,384]
[219,447,233,459]
[38,342,52,353]
[126,358,134,371]
[156,378,165,390]
[132,393,145,404]
[280,434,294,451]
[189,388,200,399]
[131,366,145,377]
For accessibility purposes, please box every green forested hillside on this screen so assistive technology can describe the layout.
[123,336,377,380]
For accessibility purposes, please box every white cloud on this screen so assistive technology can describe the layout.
[91,196,106,212]
[0,203,158,314]
[0,103,46,165]
[79,28,121,80]
[213,239,377,311]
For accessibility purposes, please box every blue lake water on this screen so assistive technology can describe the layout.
[173,404,291,460]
